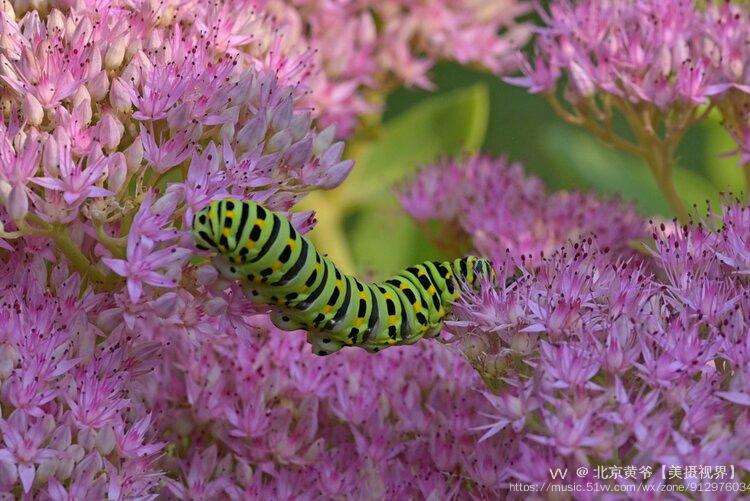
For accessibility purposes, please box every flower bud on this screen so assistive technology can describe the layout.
[72,89,92,124]
[167,103,191,131]
[35,458,56,485]
[317,160,353,189]
[195,264,218,284]
[204,296,228,316]
[267,130,292,153]
[107,152,127,193]
[87,46,102,78]
[145,29,162,52]
[124,137,143,172]
[110,78,132,114]
[23,93,44,126]
[235,460,253,488]
[96,425,116,455]
[56,455,74,481]
[1,0,15,19]
[312,125,336,155]
[98,113,123,152]
[125,38,142,59]
[88,70,109,101]
[236,114,267,150]
[289,113,312,141]
[569,61,595,97]
[42,134,59,174]
[96,308,123,333]
[0,180,10,206]
[12,128,27,151]
[151,292,178,318]
[220,121,235,143]
[105,34,128,70]
[483,352,509,380]
[77,428,97,451]
[54,126,71,151]
[0,457,16,485]
[66,444,85,463]
[510,331,535,354]
[7,184,28,222]
[46,9,65,33]
[462,335,488,360]
[0,343,19,380]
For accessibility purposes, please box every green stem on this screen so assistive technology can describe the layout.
[95,223,127,258]
[644,141,690,223]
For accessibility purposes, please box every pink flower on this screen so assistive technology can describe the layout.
[0,412,58,493]
[114,414,166,459]
[31,144,113,206]
[102,232,191,302]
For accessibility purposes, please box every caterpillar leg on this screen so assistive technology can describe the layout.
[307,331,344,356]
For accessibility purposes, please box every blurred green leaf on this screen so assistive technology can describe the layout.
[351,83,489,198]
[345,84,490,277]
[703,108,745,195]
[542,125,720,217]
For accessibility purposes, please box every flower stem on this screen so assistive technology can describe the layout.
[643,135,690,223]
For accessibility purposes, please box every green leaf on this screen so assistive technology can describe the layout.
[702,108,745,195]
[542,125,720,217]
[348,83,489,200]
[346,199,445,280]
[343,83,490,277]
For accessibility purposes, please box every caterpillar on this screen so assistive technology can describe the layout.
[191,198,495,355]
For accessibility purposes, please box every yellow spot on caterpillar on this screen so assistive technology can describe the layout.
[273,262,283,271]
[414,303,422,313]
[345,339,354,345]
[323,305,332,314]
[427,286,436,294]
[359,292,367,299]
[288,239,296,248]
[355,318,364,327]
[335,280,342,288]
[222,228,232,237]
[387,339,397,345]
[226,211,234,217]
[400,283,408,290]
[388,315,397,324]
[246,241,255,249]
[257,219,265,228]
[383,293,392,299]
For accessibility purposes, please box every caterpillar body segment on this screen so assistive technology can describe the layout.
[192,198,495,355]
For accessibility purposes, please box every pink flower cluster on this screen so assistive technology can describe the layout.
[511,0,750,162]
[0,249,533,498]
[399,155,750,492]
[269,0,531,134]
[398,154,645,267]
[0,0,531,498]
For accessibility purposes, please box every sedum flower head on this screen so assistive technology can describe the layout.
[398,154,645,267]
[400,154,750,490]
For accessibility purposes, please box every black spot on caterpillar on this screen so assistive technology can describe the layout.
[192,198,496,355]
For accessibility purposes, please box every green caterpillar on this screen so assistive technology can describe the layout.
[191,198,495,356]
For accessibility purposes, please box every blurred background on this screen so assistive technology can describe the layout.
[308,62,741,278]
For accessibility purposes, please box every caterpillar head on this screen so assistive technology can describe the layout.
[452,256,496,291]
[191,198,241,254]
